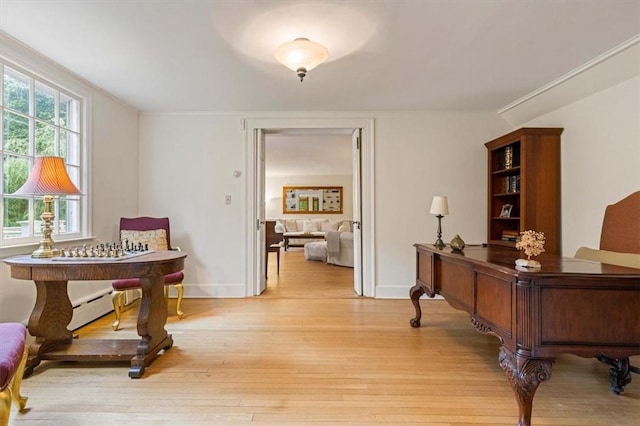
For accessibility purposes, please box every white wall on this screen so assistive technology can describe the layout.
[265,174,353,220]
[521,76,640,256]
[137,111,511,299]
[373,112,511,297]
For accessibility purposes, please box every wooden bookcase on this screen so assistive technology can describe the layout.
[485,128,563,254]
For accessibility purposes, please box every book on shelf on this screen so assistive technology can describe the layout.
[504,146,513,169]
[501,230,520,242]
[511,175,520,192]
[502,175,521,193]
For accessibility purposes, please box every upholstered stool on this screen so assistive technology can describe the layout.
[304,241,327,262]
[0,323,28,426]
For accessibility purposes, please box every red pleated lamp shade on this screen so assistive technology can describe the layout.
[13,156,81,196]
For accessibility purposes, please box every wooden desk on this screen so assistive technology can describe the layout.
[3,250,187,379]
[410,244,640,426]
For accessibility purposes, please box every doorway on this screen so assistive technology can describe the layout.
[263,130,355,298]
[244,117,375,298]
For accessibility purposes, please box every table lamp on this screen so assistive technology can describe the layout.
[430,195,449,249]
[13,156,82,258]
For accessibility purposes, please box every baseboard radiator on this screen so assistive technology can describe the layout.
[68,289,115,331]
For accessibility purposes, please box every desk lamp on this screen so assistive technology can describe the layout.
[430,195,449,249]
[13,156,82,258]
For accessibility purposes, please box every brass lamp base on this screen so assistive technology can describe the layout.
[433,214,446,249]
[31,244,61,258]
[31,195,61,258]
[433,238,446,249]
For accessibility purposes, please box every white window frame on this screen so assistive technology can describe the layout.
[0,41,91,254]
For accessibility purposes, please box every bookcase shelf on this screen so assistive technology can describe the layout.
[485,128,563,254]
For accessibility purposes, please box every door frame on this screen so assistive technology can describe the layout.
[244,116,375,297]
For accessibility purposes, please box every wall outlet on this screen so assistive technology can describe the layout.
[225,195,231,205]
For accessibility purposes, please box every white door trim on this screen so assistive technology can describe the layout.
[244,116,375,297]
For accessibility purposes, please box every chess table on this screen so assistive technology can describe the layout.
[3,250,187,378]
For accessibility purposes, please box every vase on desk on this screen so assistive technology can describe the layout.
[450,235,465,252]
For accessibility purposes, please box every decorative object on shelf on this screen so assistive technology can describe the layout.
[499,203,513,218]
[275,38,329,82]
[429,195,449,249]
[515,230,545,268]
[13,156,82,258]
[450,234,465,252]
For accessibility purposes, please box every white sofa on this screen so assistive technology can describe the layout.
[304,231,354,268]
[274,218,351,249]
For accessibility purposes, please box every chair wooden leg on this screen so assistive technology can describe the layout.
[10,346,28,411]
[276,250,280,275]
[0,337,28,426]
[0,387,10,426]
[174,283,184,319]
[111,290,125,331]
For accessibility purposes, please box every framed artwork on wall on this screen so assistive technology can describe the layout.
[283,186,343,214]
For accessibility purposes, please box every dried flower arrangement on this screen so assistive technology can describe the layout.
[515,230,545,267]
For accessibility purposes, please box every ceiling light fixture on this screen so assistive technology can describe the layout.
[275,38,328,82]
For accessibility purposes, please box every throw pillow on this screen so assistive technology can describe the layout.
[303,220,318,233]
[322,220,341,231]
[285,219,298,232]
[274,220,286,233]
[120,229,168,251]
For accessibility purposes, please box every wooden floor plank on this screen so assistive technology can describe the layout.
[10,249,640,425]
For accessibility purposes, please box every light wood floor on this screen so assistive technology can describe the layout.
[10,249,640,425]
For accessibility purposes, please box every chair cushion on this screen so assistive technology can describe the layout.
[0,323,26,389]
[120,229,168,251]
[112,271,184,290]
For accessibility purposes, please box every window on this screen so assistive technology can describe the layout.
[1,61,85,247]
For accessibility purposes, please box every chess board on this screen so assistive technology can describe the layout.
[51,242,154,261]
[52,250,154,261]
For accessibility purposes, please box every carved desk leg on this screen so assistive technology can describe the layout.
[25,280,74,376]
[130,276,173,378]
[499,347,553,426]
[409,284,425,328]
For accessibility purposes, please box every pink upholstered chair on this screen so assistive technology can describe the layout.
[0,323,28,426]
[111,217,184,331]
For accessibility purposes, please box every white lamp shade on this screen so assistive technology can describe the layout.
[430,196,449,216]
[275,38,329,72]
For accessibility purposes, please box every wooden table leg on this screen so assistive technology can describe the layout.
[409,284,425,328]
[25,280,73,376]
[129,276,173,378]
[499,347,554,426]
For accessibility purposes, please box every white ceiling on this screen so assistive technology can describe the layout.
[1,0,638,113]
[1,1,637,177]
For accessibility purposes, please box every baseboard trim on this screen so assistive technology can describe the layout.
[69,290,114,330]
